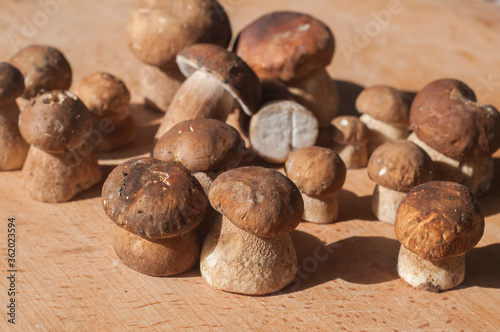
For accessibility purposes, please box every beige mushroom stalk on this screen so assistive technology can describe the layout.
[395,181,484,292]
[330,115,370,169]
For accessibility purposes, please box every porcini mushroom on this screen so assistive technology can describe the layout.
[285,146,346,224]
[394,181,484,292]
[0,62,29,170]
[367,140,433,224]
[330,115,370,169]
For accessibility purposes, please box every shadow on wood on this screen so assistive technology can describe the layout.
[338,189,375,222]
[462,243,500,290]
[335,79,365,117]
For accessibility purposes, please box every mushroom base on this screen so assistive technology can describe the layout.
[360,114,409,155]
[200,216,297,295]
[333,142,368,169]
[372,185,407,225]
[397,245,465,292]
[302,192,339,224]
[141,64,185,113]
[0,102,29,170]
[113,227,200,277]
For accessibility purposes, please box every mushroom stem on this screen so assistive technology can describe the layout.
[371,185,407,224]
[156,70,234,138]
[332,142,368,169]
[302,191,339,224]
[0,102,29,170]
[360,114,409,154]
[193,171,218,195]
[142,64,185,112]
[397,245,465,292]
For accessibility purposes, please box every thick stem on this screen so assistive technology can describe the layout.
[332,142,368,169]
[360,114,410,155]
[371,185,407,224]
[302,191,339,224]
[141,64,185,113]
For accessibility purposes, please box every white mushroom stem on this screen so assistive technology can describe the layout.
[141,64,185,113]
[332,142,368,169]
[397,245,465,292]
[360,113,409,154]
[408,133,493,196]
[302,191,339,224]
[371,185,407,225]
[156,70,234,139]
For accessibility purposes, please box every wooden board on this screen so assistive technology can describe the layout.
[1,0,500,330]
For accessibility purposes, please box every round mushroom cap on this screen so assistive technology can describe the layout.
[0,62,25,105]
[74,72,131,118]
[331,115,370,145]
[102,157,208,239]
[367,140,434,191]
[126,0,232,70]
[233,11,334,81]
[176,43,261,116]
[208,166,304,238]
[410,78,500,159]
[395,181,484,261]
[285,146,346,196]
[9,45,72,99]
[18,90,92,153]
[154,118,245,173]
[356,86,411,126]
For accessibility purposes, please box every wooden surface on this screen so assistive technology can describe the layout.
[1,0,500,330]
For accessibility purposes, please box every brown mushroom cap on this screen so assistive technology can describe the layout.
[102,157,208,239]
[18,90,92,153]
[331,115,370,145]
[9,45,72,99]
[176,43,261,116]
[233,11,334,81]
[208,166,304,238]
[0,62,25,104]
[285,146,346,196]
[410,78,500,159]
[394,181,484,261]
[74,72,131,118]
[126,0,232,70]
[154,118,245,173]
[356,86,411,126]
[367,140,434,191]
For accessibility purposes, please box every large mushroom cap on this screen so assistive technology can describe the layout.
[126,0,232,69]
[395,181,484,261]
[233,11,334,81]
[208,166,304,238]
[0,62,25,105]
[356,86,411,126]
[367,140,434,191]
[102,157,208,239]
[331,115,370,145]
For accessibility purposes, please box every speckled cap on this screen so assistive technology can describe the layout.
[0,62,25,105]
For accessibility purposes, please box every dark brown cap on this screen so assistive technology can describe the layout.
[176,43,261,116]
[126,0,232,70]
[331,115,370,145]
[0,62,25,104]
[285,146,346,196]
[395,181,484,261]
[233,11,334,81]
[356,86,411,126]
[9,45,72,99]
[367,140,433,191]
[208,166,304,238]
[18,90,91,153]
[102,157,208,239]
[410,78,500,159]
[153,118,245,173]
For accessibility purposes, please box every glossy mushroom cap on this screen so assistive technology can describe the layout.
[367,140,434,191]
[176,43,261,116]
[233,11,334,81]
[101,157,208,239]
[356,86,411,126]
[9,45,72,99]
[410,78,500,159]
[331,115,370,145]
[0,62,25,105]
[154,118,245,173]
[126,0,232,70]
[285,146,346,196]
[395,181,484,261]
[208,166,304,238]
[18,90,91,153]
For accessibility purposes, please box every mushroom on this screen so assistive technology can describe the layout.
[234,11,338,126]
[156,44,261,139]
[74,72,135,151]
[249,100,318,164]
[126,0,232,112]
[19,90,101,202]
[394,181,484,292]
[408,78,500,196]
[367,140,433,224]
[356,85,413,154]
[0,62,29,170]
[102,157,208,276]
[285,146,346,224]
[201,166,303,294]
[330,115,370,169]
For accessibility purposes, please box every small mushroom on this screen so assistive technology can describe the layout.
[0,62,29,170]
[394,181,484,292]
[74,72,135,151]
[367,140,433,224]
[285,146,346,224]
[330,115,370,169]
[101,157,208,276]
